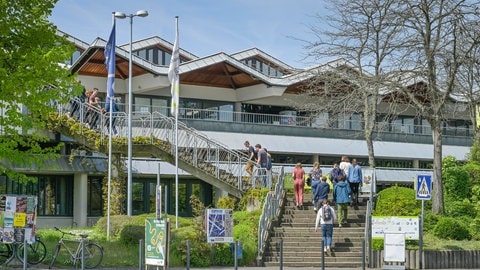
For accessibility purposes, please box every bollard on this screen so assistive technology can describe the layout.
[362,239,366,270]
[321,239,325,270]
[234,240,238,270]
[139,239,143,270]
[23,237,27,270]
[186,239,190,270]
[81,238,85,270]
[279,238,283,270]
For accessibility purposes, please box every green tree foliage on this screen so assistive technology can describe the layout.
[433,217,471,240]
[0,0,78,182]
[374,186,421,216]
[442,156,471,202]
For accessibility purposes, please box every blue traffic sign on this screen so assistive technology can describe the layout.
[416,175,432,200]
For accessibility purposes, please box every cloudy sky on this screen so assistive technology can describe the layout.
[49,0,326,68]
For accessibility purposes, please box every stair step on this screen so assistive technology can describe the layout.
[263,260,363,268]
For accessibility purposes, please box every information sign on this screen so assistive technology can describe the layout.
[145,218,166,266]
[206,209,233,243]
[372,216,419,240]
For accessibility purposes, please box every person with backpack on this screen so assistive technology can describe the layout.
[309,162,323,211]
[264,148,273,189]
[333,175,351,227]
[315,199,336,255]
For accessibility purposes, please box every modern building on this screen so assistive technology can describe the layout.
[5,30,472,228]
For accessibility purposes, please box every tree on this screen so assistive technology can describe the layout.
[293,0,404,168]
[387,0,480,214]
[0,0,79,182]
[302,0,480,214]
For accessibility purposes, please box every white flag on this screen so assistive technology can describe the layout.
[168,17,180,117]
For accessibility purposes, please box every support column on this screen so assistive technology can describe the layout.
[213,186,228,207]
[234,102,242,122]
[413,159,420,168]
[73,172,88,227]
[312,154,319,164]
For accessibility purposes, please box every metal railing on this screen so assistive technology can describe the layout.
[257,166,285,262]
[57,99,252,194]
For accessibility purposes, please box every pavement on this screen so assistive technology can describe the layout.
[9,266,479,270]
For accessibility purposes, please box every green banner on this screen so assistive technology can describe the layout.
[145,217,166,266]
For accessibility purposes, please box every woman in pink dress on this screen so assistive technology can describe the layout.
[292,162,305,208]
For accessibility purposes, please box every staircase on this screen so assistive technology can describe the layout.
[52,99,268,198]
[262,192,366,268]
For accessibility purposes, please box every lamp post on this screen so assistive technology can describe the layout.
[114,10,148,216]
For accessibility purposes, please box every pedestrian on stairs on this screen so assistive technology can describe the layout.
[333,175,351,227]
[292,162,305,208]
[315,199,336,255]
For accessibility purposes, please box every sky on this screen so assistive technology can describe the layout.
[49,0,326,68]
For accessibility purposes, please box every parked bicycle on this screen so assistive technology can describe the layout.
[49,227,103,269]
[0,237,47,265]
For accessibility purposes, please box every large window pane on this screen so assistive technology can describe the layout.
[87,177,103,216]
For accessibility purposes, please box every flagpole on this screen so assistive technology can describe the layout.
[106,12,116,241]
[174,16,179,229]
[168,16,180,229]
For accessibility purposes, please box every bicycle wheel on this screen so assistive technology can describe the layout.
[0,244,13,264]
[18,239,47,265]
[82,242,103,269]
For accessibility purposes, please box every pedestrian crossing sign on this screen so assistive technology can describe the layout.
[416,175,432,200]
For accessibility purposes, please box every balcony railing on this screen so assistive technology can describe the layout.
[96,102,473,138]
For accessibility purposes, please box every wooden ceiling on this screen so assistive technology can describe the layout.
[73,48,150,79]
[73,47,267,89]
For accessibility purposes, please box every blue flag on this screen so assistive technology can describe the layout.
[105,22,116,101]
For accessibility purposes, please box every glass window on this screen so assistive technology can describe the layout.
[36,176,73,216]
[87,177,103,216]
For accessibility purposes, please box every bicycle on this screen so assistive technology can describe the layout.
[49,227,103,269]
[0,237,47,265]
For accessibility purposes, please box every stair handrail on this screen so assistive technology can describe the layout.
[57,99,252,194]
[257,166,285,263]
[364,167,377,268]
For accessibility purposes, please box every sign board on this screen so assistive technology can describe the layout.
[372,216,419,240]
[0,195,37,244]
[206,209,233,243]
[384,233,405,263]
[145,218,166,266]
[361,168,374,193]
[416,174,432,200]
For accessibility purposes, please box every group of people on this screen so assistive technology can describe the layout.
[292,156,363,255]
[244,141,273,188]
[69,85,119,134]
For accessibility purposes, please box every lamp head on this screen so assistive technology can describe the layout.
[114,12,127,19]
[136,10,149,17]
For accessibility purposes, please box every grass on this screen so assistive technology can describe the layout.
[423,233,480,251]
[37,227,140,268]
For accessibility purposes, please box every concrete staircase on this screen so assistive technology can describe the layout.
[263,192,366,268]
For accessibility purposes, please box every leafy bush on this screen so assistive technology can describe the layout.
[469,217,480,240]
[463,161,480,186]
[119,224,144,245]
[374,186,421,216]
[445,199,477,218]
[433,217,471,240]
[442,156,471,201]
[95,215,137,238]
[217,196,237,209]
[423,212,441,232]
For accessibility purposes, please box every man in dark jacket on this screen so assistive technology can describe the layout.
[333,176,351,227]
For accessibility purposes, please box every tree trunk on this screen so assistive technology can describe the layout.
[364,94,377,167]
[431,120,444,214]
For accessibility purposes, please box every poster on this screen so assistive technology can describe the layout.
[372,216,419,240]
[384,233,405,262]
[361,168,374,193]
[206,209,233,243]
[0,195,37,244]
[145,218,166,266]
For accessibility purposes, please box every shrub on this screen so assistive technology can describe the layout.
[423,212,441,232]
[442,156,471,201]
[463,161,480,186]
[470,218,480,240]
[217,196,237,209]
[119,224,144,245]
[445,199,477,218]
[374,186,421,216]
[95,215,136,238]
[433,217,471,240]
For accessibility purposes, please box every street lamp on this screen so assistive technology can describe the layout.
[114,10,148,216]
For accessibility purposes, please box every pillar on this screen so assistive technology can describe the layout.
[73,172,88,227]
